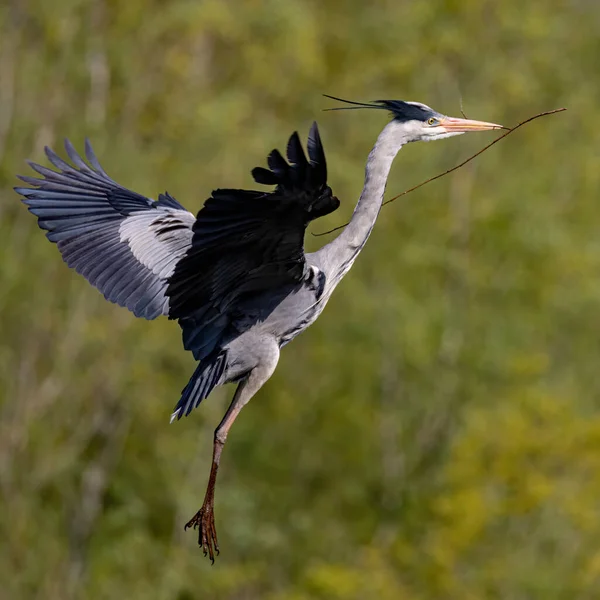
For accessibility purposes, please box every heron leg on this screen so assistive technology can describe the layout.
[184,384,245,562]
[185,341,280,561]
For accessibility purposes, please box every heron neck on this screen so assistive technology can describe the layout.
[319,123,405,283]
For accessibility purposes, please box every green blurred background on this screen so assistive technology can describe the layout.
[0,1,598,598]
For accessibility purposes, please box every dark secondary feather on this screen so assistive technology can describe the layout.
[167,122,339,359]
[14,140,195,319]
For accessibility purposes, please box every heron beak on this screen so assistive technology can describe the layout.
[439,116,505,132]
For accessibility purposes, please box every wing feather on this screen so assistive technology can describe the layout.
[15,140,195,319]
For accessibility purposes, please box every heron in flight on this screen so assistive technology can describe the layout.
[15,97,502,561]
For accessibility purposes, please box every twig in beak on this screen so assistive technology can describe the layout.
[312,107,567,237]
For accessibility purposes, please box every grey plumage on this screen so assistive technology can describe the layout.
[15,102,503,560]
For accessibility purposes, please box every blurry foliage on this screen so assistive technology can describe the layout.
[0,0,598,598]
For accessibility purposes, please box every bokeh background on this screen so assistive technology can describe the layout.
[1,1,598,598]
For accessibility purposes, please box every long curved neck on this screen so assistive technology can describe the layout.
[316,121,406,285]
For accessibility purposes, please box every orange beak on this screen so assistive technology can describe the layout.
[438,116,505,132]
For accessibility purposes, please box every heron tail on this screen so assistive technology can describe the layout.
[170,353,227,422]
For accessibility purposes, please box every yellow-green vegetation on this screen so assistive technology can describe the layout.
[0,1,597,598]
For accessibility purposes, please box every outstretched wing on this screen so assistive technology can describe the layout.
[15,124,338,361]
[15,140,195,319]
[167,122,339,359]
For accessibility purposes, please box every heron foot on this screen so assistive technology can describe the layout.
[185,504,219,563]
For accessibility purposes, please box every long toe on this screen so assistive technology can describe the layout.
[185,506,220,562]
[201,509,218,563]
[184,510,202,531]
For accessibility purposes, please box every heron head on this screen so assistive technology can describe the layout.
[324,95,504,143]
[376,99,504,142]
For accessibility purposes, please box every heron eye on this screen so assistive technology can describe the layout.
[427,117,438,126]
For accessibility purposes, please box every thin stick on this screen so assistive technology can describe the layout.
[312,108,566,237]
[459,97,468,120]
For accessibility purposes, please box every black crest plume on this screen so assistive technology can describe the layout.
[323,94,435,122]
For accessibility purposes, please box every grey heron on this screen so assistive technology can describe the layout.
[15,98,502,561]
